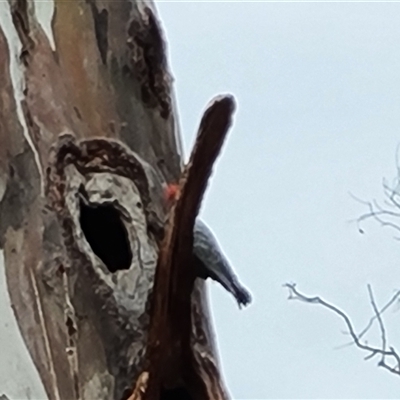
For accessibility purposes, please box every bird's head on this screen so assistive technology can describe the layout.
[163,183,180,210]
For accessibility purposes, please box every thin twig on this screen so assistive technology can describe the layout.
[367,284,386,364]
[349,192,400,238]
[356,289,400,343]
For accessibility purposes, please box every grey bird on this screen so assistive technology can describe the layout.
[192,219,252,308]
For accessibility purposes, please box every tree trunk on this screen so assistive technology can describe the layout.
[0,1,229,399]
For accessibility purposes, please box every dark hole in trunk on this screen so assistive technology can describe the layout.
[160,387,193,400]
[79,200,133,272]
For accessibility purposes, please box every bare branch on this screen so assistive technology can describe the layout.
[349,150,400,239]
[284,283,400,376]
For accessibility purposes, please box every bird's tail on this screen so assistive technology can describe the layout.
[232,282,252,308]
[212,268,252,308]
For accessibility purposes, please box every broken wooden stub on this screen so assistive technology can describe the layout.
[134,95,236,400]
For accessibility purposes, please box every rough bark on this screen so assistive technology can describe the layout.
[0,1,230,399]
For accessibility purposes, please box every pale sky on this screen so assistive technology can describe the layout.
[157,2,400,398]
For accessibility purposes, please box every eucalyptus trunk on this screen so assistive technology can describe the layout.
[0,1,231,399]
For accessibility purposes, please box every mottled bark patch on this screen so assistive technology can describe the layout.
[88,1,109,65]
[127,7,171,119]
[0,143,40,247]
[11,0,35,66]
